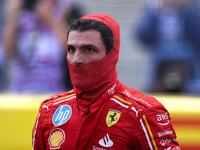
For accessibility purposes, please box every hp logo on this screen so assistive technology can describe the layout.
[52,105,72,126]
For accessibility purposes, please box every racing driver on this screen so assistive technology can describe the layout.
[32,13,180,150]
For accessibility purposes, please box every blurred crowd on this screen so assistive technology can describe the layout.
[0,0,200,95]
[135,0,200,94]
[0,0,84,94]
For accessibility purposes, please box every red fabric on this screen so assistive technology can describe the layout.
[32,82,180,150]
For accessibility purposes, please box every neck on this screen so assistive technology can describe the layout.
[75,78,117,102]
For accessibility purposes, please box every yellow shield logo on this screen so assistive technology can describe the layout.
[106,110,121,127]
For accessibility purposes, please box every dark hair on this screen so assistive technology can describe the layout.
[23,0,39,10]
[67,19,114,54]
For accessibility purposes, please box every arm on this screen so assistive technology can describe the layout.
[133,106,180,150]
[32,107,46,150]
[2,0,23,57]
[34,0,69,44]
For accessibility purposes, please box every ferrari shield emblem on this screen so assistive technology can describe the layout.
[106,110,121,127]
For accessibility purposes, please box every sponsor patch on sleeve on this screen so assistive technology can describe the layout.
[156,112,171,126]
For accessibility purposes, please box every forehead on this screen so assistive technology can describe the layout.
[67,30,103,45]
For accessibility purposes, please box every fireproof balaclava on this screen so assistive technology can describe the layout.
[67,14,120,99]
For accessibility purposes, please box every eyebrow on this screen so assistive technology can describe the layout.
[66,44,74,48]
[66,44,98,49]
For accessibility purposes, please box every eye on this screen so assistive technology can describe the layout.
[67,47,75,53]
[86,48,95,53]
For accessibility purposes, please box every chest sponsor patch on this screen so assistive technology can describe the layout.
[99,133,113,148]
[106,109,121,127]
[92,146,108,150]
[48,128,65,149]
[52,105,72,126]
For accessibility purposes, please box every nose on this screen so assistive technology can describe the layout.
[70,50,84,66]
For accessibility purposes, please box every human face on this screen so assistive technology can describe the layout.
[66,30,106,66]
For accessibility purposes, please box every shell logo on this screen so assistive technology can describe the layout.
[48,128,65,149]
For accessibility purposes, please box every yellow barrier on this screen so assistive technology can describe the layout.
[0,94,47,150]
[0,94,200,150]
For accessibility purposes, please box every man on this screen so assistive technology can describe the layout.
[32,13,180,150]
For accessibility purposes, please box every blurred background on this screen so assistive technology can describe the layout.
[0,0,200,149]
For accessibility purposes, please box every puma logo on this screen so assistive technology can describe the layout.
[42,103,51,111]
[131,106,142,117]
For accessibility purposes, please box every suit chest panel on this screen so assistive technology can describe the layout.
[42,97,140,150]
[88,102,136,150]
[43,102,83,150]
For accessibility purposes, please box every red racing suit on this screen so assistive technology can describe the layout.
[32,80,180,150]
[32,13,180,150]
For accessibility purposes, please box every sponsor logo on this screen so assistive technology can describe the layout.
[106,109,121,127]
[157,113,170,125]
[99,133,113,147]
[52,105,72,126]
[122,90,152,107]
[164,147,180,150]
[107,84,116,95]
[42,103,51,111]
[131,106,142,117]
[172,146,181,150]
[122,90,132,98]
[48,128,65,149]
[158,130,173,137]
[92,146,107,150]
[160,138,177,146]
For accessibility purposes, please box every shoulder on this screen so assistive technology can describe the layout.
[39,89,76,111]
[111,84,168,120]
[113,85,171,127]
[115,85,163,109]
